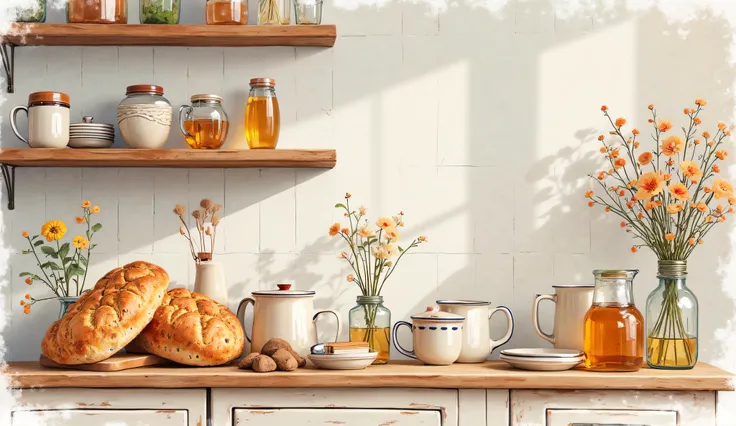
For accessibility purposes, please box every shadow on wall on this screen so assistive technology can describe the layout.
[1,1,735,375]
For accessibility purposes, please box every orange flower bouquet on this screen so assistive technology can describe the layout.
[587,100,730,369]
[19,201,103,316]
[330,192,427,364]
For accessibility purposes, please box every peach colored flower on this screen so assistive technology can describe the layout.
[584,190,594,198]
[703,131,711,139]
[75,216,85,224]
[638,152,653,165]
[614,158,626,169]
[665,233,676,241]
[328,223,341,237]
[631,246,638,253]
[599,147,607,153]
[359,205,367,216]
[81,200,91,208]
[661,136,684,156]
[679,161,702,182]
[376,217,396,230]
[636,172,666,200]
[648,104,654,110]
[615,117,626,127]
[358,226,375,238]
[22,231,28,238]
[667,204,685,214]
[383,227,400,241]
[669,183,690,201]
[418,236,427,242]
[658,120,672,132]
[688,237,696,245]
[25,277,31,285]
[694,117,702,125]
[588,201,594,207]
[632,128,640,135]
[341,228,349,236]
[345,192,352,199]
[684,108,691,114]
[719,122,727,131]
[91,206,100,214]
[695,99,707,106]
[601,105,608,111]
[714,164,721,173]
[634,141,641,148]
[347,274,354,282]
[620,221,626,228]
[716,150,728,160]
[598,135,605,141]
[697,202,708,213]
[713,178,734,200]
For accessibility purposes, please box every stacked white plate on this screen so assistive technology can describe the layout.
[308,351,378,370]
[500,348,584,371]
[69,116,114,148]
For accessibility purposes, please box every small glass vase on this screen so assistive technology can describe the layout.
[349,296,391,365]
[58,296,79,319]
[646,260,698,369]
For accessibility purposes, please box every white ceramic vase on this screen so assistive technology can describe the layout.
[194,261,228,305]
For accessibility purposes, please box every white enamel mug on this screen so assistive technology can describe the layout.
[533,285,594,351]
[437,300,514,363]
[392,307,465,365]
[10,91,70,148]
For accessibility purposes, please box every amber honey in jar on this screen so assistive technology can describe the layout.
[67,0,127,23]
[245,78,280,149]
[583,269,644,372]
[206,0,248,25]
[178,94,229,149]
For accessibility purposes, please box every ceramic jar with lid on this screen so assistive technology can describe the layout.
[178,94,229,149]
[245,78,280,149]
[392,306,465,365]
[236,284,342,357]
[10,91,70,148]
[117,85,172,149]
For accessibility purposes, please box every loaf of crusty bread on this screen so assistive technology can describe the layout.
[41,261,169,365]
[133,288,244,366]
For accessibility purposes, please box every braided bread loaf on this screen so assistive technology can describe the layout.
[41,261,169,365]
[133,288,244,366]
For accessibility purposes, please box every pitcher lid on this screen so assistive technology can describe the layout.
[411,306,464,321]
[252,283,316,297]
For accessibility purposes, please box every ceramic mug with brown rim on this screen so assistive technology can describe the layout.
[10,91,70,148]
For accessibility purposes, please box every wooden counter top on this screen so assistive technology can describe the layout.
[6,361,733,391]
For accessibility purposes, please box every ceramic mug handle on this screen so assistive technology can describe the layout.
[10,105,30,146]
[236,297,255,343]
[313,309,342,342]
[178,105,194,140]
[488,306,514,353]
[391,320,416,359]
[532,294,556,345]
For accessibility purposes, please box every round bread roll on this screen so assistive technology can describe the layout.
[134,288,244,366]
[41,261,169,365]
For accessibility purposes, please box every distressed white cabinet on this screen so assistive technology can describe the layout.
[510,390,716,426]
[11,388,206,426]
[211,388,460,426]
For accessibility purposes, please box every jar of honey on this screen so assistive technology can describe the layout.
[206,0,248,25]
[178,94,229,150]
[68,0,127,23]
[583,269,644,372]
[245,78,280,149]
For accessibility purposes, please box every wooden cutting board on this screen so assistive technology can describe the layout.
[40,352,168,371]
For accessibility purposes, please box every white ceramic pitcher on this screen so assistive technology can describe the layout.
[533,285,594,351]
[237,284,342,357]
[436,300,514,363]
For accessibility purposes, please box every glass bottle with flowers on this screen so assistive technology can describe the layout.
[586,99,732,369]
[330,193,427,364]
[173,199,228,304]
[19,201,103,319]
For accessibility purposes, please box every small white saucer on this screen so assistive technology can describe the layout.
[500,348,583,358]
[500,354,583,371]
[308,352,378,370]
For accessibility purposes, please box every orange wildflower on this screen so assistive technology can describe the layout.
[632,129,640,135]
[713,178,734,200]
[661,136,684,156]
[645,201,657,210]
[21,231,28,238]
[688,237,697,245]
[345,192,352,198]
[714,164,721,173]
[716,150,728,160]
[680,161,702,182]
[599,147,607,153]
[730,198,736,205]
[648,119,654,123]
[605,207,610,212]
[598,135,605,141]
[719,122,727,131]
[636,171,666,200]
[628,180,638,188]
[347,274,354,282]
[694,139,701,145]
[699,239,705,244]
[19,300,24,306]
[611,148,620,159]
[25,277,31,285]
[75,216,85,224]
[638,212,644,219]
[631,246,638,253]
[648,104,654,110]
[694,117,702,125]
[588,201,594,207]
[695,99,706,106]
[601,105,608,111]
[627,201,635,209]
[634,141,640,148]
[91,206,100,214]
[697,203,708,213]
[684,108,691,114]
[620,221,626,228]
[584,190,594,198]
[341,228,349,236]
[615,117,626,127]
[24,294,30,300]
[638,152,653,165]
[667,203,684,214]
[82,200,91,208]
[665,233,676,241]
[23,305,30,315]
[703,131,711,138]
[658,120,673,132]
[614,158,626,169]
[669,183,690,201]
[619,190,625,196]
[328,223,341,237]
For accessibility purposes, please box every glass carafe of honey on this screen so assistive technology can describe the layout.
[179,94,229,149]
[245,78,280,149]
[583,269,644,372]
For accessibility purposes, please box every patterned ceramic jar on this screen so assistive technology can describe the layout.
[392,306,464,365]
[117,85,172,149]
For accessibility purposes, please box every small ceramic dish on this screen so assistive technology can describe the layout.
[500,354,583,371]
[500,348,583,358]
[308,352,378,370]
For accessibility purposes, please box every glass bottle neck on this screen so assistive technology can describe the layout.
[592,279,635,307]
[658,275,687,289]
[357,295,383,305]
[249,87,276,97]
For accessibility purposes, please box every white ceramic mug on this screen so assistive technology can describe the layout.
[392,307,465,365]
[533,285,594,351]
[436,300,514,363]
[10,91,70,148]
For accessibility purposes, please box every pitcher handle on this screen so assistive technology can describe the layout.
[236,297,255,343]
[178,105,194,140]
[10,105,30,146]
[313,309,342,342]
[532,294,556,345]
[488,306,514,353]
[391,320,416,359]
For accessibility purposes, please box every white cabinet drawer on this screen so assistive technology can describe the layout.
[13,409,188,426]
[547,409,676,426]
[235,408,441,426]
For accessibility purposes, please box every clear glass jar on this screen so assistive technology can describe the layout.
[293,0,322,25]
[245,78,280,149]
[206,0,248,25]
[117,85,172,149]
[258,0,290,24]
[349,296,391,365]
[68,0,127,23]
[583,269,644,372]
[140,0,180,24]
[14,0,46,22]
[646,260,698,369]
[178,94,229,150]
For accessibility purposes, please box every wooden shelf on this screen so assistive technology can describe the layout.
[3,23,337,47]
[0,149,336,168]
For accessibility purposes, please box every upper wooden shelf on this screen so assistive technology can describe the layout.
[0,149,337,168]
[3,23,337,47]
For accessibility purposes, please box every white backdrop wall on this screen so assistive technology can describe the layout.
[1,0,736,418]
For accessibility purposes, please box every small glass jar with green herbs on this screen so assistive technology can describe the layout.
[15,0,46,22]
[140,0,180,24]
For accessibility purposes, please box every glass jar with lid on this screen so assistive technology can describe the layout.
[178,94,230,150]
[117,85,172,149]
[245,78,280,149]
[140,0,180,24]
[68,0,127,23]
[583,269,644,372]
[206,0,248,25]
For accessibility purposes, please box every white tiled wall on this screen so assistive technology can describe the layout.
[1,1,735,403]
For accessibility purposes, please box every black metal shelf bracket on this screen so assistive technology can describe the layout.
[1,164,16,210]
[1,43,15,94]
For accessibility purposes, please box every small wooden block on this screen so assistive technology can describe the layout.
[326,342,370,349]
[40,353,167,372]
